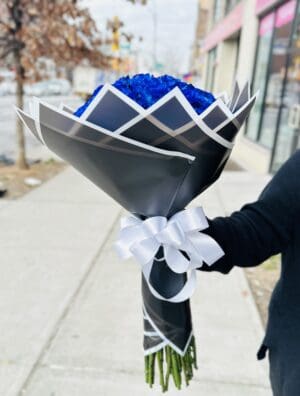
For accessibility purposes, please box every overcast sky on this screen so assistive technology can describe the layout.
[82,0,198,74]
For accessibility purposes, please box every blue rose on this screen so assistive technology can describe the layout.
[74,73,215,117]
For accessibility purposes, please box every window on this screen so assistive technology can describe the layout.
[206,48,217,92]
[225,0,240,14]
[245,0,298,159]
[259,0,296,149]
[271,0,300,172]
[213,0,225,23]
[246,12,275,141]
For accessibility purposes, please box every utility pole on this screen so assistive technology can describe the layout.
[152,0,158,71]
[107,16,123,74]
[190,0,210,84]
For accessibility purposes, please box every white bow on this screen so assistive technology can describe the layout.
[114,207,224,303]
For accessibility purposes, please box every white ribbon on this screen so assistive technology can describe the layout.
[114,207,224,303]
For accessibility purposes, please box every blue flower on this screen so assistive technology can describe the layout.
[74,73,215,117]
[74,84,103,117]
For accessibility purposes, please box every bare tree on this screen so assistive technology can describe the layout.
[0,0,107,169]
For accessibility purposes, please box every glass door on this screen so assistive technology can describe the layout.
[258,0,297,149]
[271,0,300,171]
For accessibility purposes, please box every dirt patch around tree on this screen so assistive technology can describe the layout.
[245,256,280,327]
[0,159,66,200]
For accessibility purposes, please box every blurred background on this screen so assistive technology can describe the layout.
[0,0,299,175]
[0,1,299,394]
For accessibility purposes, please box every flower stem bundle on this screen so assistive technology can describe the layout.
[145,336,197,391]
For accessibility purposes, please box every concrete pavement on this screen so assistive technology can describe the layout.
[0,167,272,395]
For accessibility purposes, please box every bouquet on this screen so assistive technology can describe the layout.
[16,74,256,391]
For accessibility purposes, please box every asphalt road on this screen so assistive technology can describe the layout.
[0,95,82,162]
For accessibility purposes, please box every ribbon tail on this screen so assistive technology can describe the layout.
[188,231,225,266]
[131,237,160,267]
[142,260,197,303]
[164,245,190,273]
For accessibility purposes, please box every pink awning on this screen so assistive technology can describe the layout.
[202,3,244,52]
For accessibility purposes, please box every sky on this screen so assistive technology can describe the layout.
[82,0,199,74]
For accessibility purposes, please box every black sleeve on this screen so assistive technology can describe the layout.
[200,150,300,274]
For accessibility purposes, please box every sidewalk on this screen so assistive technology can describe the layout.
[0,167,272,396]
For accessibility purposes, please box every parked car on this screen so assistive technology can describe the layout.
[24,78,72,96]
[0,81,16,96]
[46,78,72,96]
[24,81,48,96]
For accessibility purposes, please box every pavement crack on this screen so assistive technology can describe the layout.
[34,362,270,390]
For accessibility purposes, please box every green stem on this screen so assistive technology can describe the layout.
[182,355,190,386]
[165,346,172,392]
[157,350,165,390]
[171,349,181,389]
[144,355,149,383]
[151,353,156,387]
[148,353,154,386]
[192,336,198,369]
[144,338,198,391]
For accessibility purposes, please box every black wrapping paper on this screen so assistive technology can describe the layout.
[16,80,257,357]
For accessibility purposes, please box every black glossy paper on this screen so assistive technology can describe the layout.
[16,82,256,355]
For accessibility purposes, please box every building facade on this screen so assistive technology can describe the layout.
[190,0,210,85]
[201,0,300,173]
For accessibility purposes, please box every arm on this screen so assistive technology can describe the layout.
[201,150,300,274]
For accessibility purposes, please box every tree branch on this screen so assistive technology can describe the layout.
[0,46,14,60]
[0,20,10,30]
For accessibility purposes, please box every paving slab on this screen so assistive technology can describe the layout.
[23,367,271,396]
[0,199,10,210]
[0,168,120,396]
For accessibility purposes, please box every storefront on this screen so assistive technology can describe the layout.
[205,47,217,91]
[203,2,243,94]
[245,0,300,172]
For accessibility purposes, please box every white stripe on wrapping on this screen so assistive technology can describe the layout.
[143,303,194,356]
[229,80,240,110]
[215,91,229,104]
[144,341,169,356]
[197,118,234,149]
[78,82,255,150]
[58,103,74,114]
[232,82,251,113]
[144,331,159,337]
[22,81,256,153]
[32,97,46,145]
[146,115,195,137]
[143,262,197,304]
[23,99,196,163]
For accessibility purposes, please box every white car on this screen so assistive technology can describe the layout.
[0,81,16,96]
[47,79,72,96]
[24,79,72,96]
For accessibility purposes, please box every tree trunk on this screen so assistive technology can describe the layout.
[14,50,28,170]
